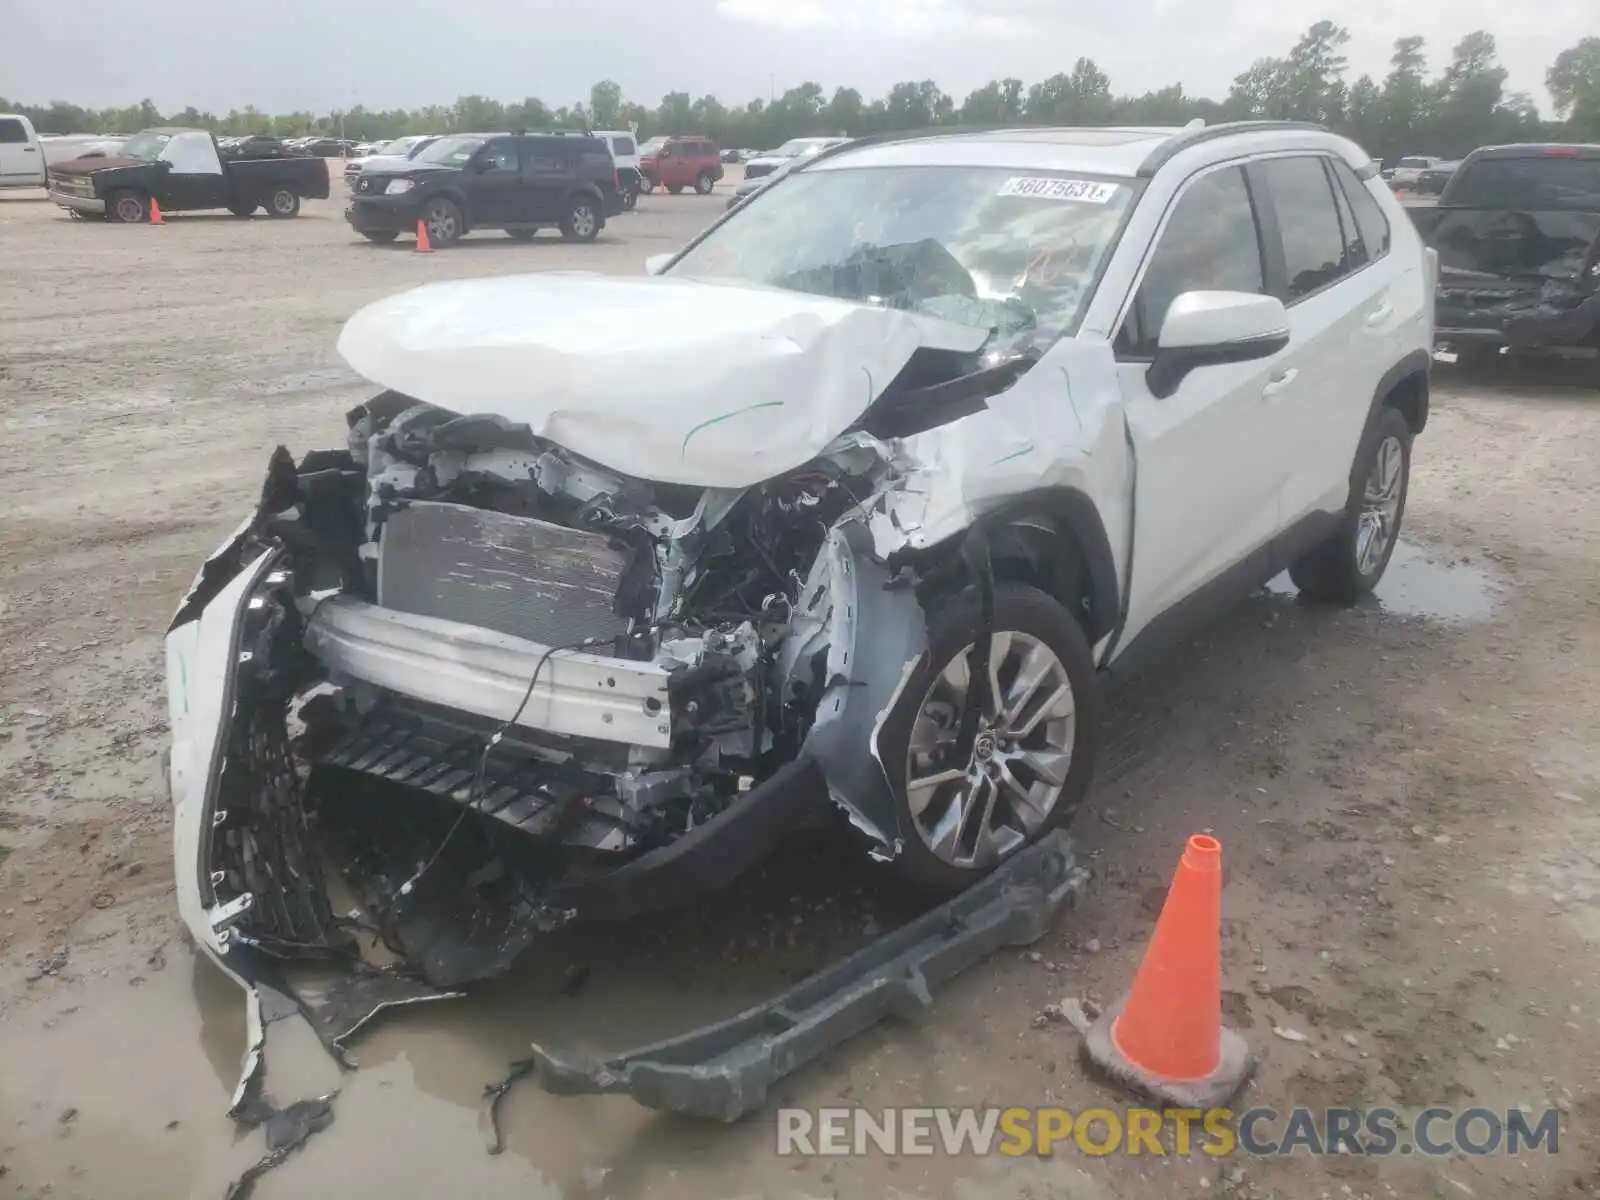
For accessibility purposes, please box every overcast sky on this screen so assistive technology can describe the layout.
[2,0,1588,117]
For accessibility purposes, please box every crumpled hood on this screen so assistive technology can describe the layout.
[336,272,988,488]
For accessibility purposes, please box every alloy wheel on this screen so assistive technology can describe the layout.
[903,631,1076,869]
[1356,435,1404,576]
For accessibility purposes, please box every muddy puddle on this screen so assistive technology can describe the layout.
[1266,539,1499,622]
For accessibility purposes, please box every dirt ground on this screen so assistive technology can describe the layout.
[1,179,1597,1200]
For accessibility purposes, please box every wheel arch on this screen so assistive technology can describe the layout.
[889,488,1120,645]
[1375,349,1430,436]
[426,188,471,232]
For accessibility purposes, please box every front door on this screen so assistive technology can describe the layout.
[0,117,42,187]
[465,136,521,226]
[1111,163,1291,650]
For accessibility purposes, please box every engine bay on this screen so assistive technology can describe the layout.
[203,390,913,985]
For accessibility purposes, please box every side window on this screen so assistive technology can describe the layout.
[1256,156,1350,301]
[614,136,635,157]
[523,139,561,170]
[478,138,518,171]
[0,119,27,144]
[1119,165,1265,357]
[1324,158,1367,272]
[1330,159,1391,260]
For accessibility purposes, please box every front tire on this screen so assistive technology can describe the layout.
[694,171,715,195]
[876,582,1099,897]
[1289,406,1412,604]
[422,197,464,245]
[265,188,300,218]
[109,190,148,224]
[559,197,600,243]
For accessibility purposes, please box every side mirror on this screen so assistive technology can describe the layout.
[644,253,673,276]
[1146,290,1289,399]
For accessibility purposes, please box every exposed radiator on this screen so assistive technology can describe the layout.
[377,501,633,648]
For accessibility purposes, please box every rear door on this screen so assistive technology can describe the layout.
[0,116,43,187]
[1247,154,1399,525]
[1112,163,1289,648]
[520,137,570,222]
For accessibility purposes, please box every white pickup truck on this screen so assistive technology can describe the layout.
[0,113,46,189]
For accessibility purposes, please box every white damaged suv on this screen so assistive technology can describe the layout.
[166,122,1434,1001]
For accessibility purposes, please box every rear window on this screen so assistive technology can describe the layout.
[1448,155,1600,211]
[611,136,635,157]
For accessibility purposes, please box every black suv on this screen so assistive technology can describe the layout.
[345,132,623,246]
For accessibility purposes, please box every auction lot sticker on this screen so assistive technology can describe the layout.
[998,177,1119,203]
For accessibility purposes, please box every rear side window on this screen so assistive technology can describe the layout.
[523,138,565,170]
[1120,165,1265,356]
[1330,159,1390,260]
[1447,156,1600,210]
[612,136,635,157]
[1256,156,1350,301]
[0,119,27,144]
[1325,159,1365,272]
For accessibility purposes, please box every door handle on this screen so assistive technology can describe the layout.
[23,147,38,153]
[1262,367,1298,398]
[1365,301,1394,327]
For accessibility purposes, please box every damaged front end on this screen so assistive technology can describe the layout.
[164,390,954,1013]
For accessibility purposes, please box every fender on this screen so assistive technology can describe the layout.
[887,487,1121,645]
[1372,348,1431,435]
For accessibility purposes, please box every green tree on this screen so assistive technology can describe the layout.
[1282,21,1351,123]
[589,80,624,129]
[1547,37,1600,138]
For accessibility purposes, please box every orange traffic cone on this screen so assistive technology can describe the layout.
[1082,834,1255,1106]
[414,217,432,253]
[149,197,164,225]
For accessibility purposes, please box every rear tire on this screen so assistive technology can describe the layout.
[360,230,399,243]
[620,187,638,212]
[1289,406,1412,604]
[265,188,300,218]
[640,177,656,194]
[109,189,148,224]
[694,171,715,195]
[875,582,1099,898]
[559,197,600,243]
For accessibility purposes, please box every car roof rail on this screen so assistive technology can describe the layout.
[1135,120,1329,176]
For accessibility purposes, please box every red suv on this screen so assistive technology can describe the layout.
[639,136,724,195]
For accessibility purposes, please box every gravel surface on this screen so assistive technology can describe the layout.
[1,183,1597,1200]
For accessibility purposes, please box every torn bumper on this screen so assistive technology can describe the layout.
[507,828,1087,1122]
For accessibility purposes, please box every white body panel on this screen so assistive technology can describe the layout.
[0,113,45,188]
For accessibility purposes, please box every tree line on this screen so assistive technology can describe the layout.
[5,28,1598,165]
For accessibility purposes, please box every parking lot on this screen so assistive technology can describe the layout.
[1,181,1598,1200]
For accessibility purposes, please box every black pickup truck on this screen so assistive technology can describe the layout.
[1409,144,1600,361]
[345,131,623,246]
[47,127,330,222]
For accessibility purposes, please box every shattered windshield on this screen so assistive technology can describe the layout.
[121,131,174,161]
[666,165,1136,347]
